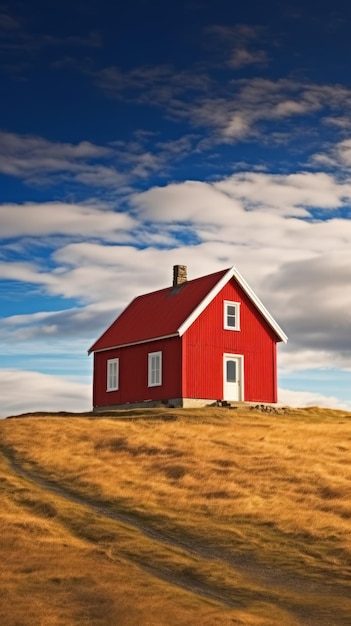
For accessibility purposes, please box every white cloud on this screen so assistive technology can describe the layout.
[328,138,351,167]
[0,131,112,176]
[216,79,350,141]
[216,171,351,212]
[131,179,241,223]
[0,201,136,239]
[0,130,199,188]
[265,251,351,359]
[71,165,128,188]
[279,347,351,373]
[0,370,91,418]
[131,172,351,224]
[278,387,351,411]
[323,116,351,129]
[50,241,237,304]
[0,303,117,344]
[223,114,251,139]
[0,131,135,189]
[109,72,351,146]
[311,137,351,169]
[229,47,268,68]
[272,99,313,117]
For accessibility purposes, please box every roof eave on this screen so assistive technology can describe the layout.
[88,332,179,354]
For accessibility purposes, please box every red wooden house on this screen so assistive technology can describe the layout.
[88,265,287,410]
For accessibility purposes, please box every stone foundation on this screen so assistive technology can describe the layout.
[93,397,220,412]
[93,398,279,413]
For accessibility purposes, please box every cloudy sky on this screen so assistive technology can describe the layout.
[1,0,351,417]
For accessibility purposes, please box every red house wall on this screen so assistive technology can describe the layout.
[182,279,278,403]
[93,336,182,408]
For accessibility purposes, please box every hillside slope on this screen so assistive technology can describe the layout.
[1,406,351,625]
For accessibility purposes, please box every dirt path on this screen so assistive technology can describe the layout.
[2,446,350,625]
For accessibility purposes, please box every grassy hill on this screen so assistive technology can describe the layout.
[1,405,351,625]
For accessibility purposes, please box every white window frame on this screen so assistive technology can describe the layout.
[148,351,162,387]
[224,300,240,331]
[107,358,119,391]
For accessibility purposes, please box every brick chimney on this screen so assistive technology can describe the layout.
[173,265,187,288]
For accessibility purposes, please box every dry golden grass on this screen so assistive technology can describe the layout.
[0,454,263,626]
[1,405,351,624]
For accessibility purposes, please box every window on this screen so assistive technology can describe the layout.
[224,301,240,331]
[148,351,162,387]
[226,359,237,382]
[107,358,119,391]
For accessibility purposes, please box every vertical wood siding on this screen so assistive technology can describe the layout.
[182,279,278,403]
[93,337,182,408]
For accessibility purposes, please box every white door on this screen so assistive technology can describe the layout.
[223,355,243,401]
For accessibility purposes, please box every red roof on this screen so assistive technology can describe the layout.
[89,266,288,353]
[89,269,228,353]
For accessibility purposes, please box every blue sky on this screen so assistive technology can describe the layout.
[1,0,351,416]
